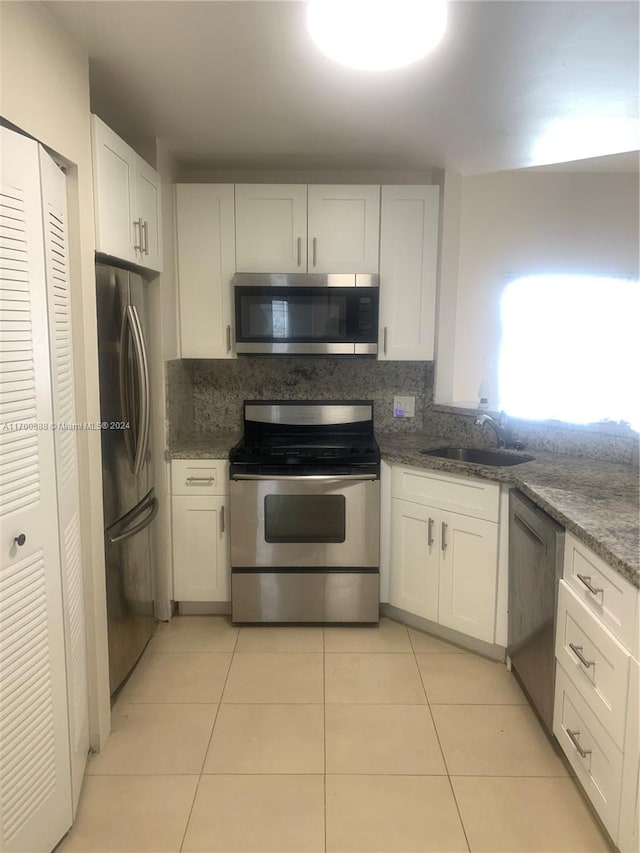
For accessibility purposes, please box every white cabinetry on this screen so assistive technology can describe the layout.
[175,184,235,358]
[91,115,162,272]
[553,532,639,846]
[235,184,307,273]
[389,466,499,643]
[171,460,230,603]
[235,184,380,273]
[307,185,380,273]
[379,185,439,361]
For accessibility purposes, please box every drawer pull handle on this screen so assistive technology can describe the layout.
[427,517,434,547]
[186,476,215,484]
[569,643,595,669]
[576,573,603,596]
[567,728,592,759]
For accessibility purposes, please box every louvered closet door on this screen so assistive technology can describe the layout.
[39,148,90,813]
[0,129,72,852]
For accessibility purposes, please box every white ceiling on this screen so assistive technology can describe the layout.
[47,0,639,175]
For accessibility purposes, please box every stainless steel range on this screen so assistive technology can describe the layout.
[229,401,380,623]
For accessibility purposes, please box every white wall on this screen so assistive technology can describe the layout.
[0,1,111,747]
[146,141,179,620]
[436,167,640,407]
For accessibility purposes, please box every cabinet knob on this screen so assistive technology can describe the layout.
[14,533,26,547]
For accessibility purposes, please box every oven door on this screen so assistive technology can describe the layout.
[229,474,380,569]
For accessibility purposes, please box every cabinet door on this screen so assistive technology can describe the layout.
[379,185,439,360]
[176,185,235,358]
[135,157,163,272]
[91,115,136,264]
[235,184,307,273]
[40,148,89,814]
[438,510,498,643]
[172,495,229,602]
[389,498,439,621]
[307,185,380,273]
[0,127,72,853]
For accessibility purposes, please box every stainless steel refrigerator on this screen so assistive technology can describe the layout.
[96,262,158,694]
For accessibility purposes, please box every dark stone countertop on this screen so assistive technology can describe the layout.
[167,430,639,589]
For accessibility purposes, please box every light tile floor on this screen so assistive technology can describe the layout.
[58,617,612,853]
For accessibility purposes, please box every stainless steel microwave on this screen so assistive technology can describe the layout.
[233,273,379,356]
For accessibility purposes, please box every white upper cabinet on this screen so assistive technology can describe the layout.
[378,185,439,360]
[307,185,380,273]
[135,157,162,272]
[91,115,163,272]
[235,184,307,273]
[175,184,236,358]
[235,184,380,273]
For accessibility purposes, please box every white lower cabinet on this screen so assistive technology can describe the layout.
[553,663,624,838]
[553,534,640,848]
[390,499,439,621]
[438,510,498,643]
[171,460,230,603]
[389,466,499,644]
[618,657,639,853]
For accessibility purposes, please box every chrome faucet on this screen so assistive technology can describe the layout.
[474,411,511,448]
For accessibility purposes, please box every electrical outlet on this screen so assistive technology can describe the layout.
[393,395,415,418]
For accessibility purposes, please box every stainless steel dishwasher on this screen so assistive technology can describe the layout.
[508,490,565,734]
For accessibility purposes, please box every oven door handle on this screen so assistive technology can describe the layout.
[231,474,379,482]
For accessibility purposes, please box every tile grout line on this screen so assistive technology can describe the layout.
[178,623,240,853]
[322,626,327,853]
[412,627,473,853]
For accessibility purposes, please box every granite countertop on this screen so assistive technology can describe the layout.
[378,432,639,589]
[167,430,639,589]
[167,432,240,460]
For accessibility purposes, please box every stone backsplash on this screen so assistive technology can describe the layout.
[165,358,639,465]
[168,357,433,435]
[424,406,640,468]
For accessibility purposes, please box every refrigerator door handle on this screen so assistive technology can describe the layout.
[129,304,151,474]
[106,488,159,546]
[119,306,137,472]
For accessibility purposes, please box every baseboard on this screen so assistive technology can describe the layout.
[177,601,231,616]
[381,603,506,662]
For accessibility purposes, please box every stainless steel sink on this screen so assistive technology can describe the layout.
[420,447,535,466]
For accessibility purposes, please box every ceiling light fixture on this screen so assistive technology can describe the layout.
[307,0,447,71]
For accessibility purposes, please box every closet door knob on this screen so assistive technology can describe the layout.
[14,533,26,547]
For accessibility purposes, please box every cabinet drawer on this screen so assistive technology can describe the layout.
[553,663,624,840]
[171,459,228,495]
[391,465,499,521]
[564,533,638,656]
[556,581,630,749]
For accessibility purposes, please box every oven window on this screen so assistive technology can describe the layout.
[264,495,346,543]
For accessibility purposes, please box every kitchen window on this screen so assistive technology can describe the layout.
[499,274,640,430]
